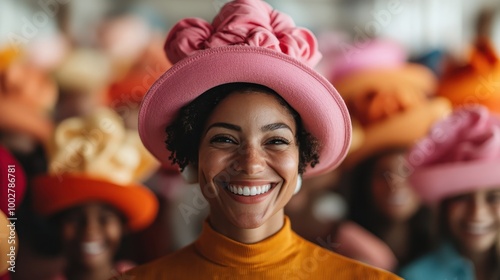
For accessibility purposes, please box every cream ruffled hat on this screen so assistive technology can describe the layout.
[32,108,159,231]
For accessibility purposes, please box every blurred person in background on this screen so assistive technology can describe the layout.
[323,38,451,270]
[399,105,500,280]
[27,108,159,280]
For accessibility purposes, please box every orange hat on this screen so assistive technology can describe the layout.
[437,37,500,113]
[32,108,159,231]
[0,58,57,146]
[329,39,452,169]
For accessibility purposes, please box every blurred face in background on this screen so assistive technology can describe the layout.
[446,188,500,255]
[60,202,124,270]
[370,151,421,222]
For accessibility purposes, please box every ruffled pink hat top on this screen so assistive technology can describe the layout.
[138,0,351,176]
[165,0,321,67]
[408,105,500,204]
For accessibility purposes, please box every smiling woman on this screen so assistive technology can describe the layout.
[114,0,401,279]
[399,106,500,280]
[195,87,301,242]
[31,108,159,280]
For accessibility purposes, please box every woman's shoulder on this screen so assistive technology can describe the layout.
[110,244,197,279]
[397,252,439,280]
[294,233,402,279]
[398,243,474,280]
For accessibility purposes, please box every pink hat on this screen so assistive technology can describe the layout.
[326,39,407,82]
[138,0,351,177]
[408,105,500,204]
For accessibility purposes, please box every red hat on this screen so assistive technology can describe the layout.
[138,0,351,177]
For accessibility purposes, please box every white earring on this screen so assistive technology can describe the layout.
[294,175,302,195]
[181,165,198,184]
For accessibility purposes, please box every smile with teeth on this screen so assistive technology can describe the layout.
[226,184,272,196]
[463,223,493,235]
[82,241,105,255]
[388,192,410,205]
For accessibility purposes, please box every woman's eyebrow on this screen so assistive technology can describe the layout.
[261,123,293,132]
[205,122,241,133]
[205,122,292,134]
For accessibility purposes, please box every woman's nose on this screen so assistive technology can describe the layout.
[82,215,103,239]
[234,143,266,175]
[468,194,490,221]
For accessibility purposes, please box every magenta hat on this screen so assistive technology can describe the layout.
[138,0,351,177]
[408,105,500,204]
[0,146,26,214]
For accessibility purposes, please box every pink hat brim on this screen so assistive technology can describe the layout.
[410,160,500,204]
[139,46,351,177]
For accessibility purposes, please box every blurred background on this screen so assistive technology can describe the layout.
[2,0,500,58]
[1,0,500,279]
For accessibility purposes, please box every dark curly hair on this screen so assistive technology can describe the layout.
[165,82,320,174]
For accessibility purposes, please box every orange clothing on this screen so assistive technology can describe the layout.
[115,217,401,279]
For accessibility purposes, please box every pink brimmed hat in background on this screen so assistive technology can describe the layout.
[408,105,500,204]
[138,0,352,177]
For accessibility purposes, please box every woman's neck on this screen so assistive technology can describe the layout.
[65,263,115,280]
[380,221,411,262]
[209,210,285,244]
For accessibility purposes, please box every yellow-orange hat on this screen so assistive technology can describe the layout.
[328,39,452,169]
[0,47,19,71]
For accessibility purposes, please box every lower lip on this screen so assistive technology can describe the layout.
[225,186,275,204]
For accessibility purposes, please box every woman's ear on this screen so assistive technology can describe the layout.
[293,175,302,195]
[181,164,199,184]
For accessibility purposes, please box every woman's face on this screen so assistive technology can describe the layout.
[198,91,299,230]
[60,202,124,269]
[447,188,500,255]
[370,152,421,222]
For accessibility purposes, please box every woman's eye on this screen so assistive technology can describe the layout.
[99,212,120,225]
[266,137,290,145]
[210,135,237,144]
[450,193,471,203]
[487,191,500,205]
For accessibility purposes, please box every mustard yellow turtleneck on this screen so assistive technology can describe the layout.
[114,217,402,279]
